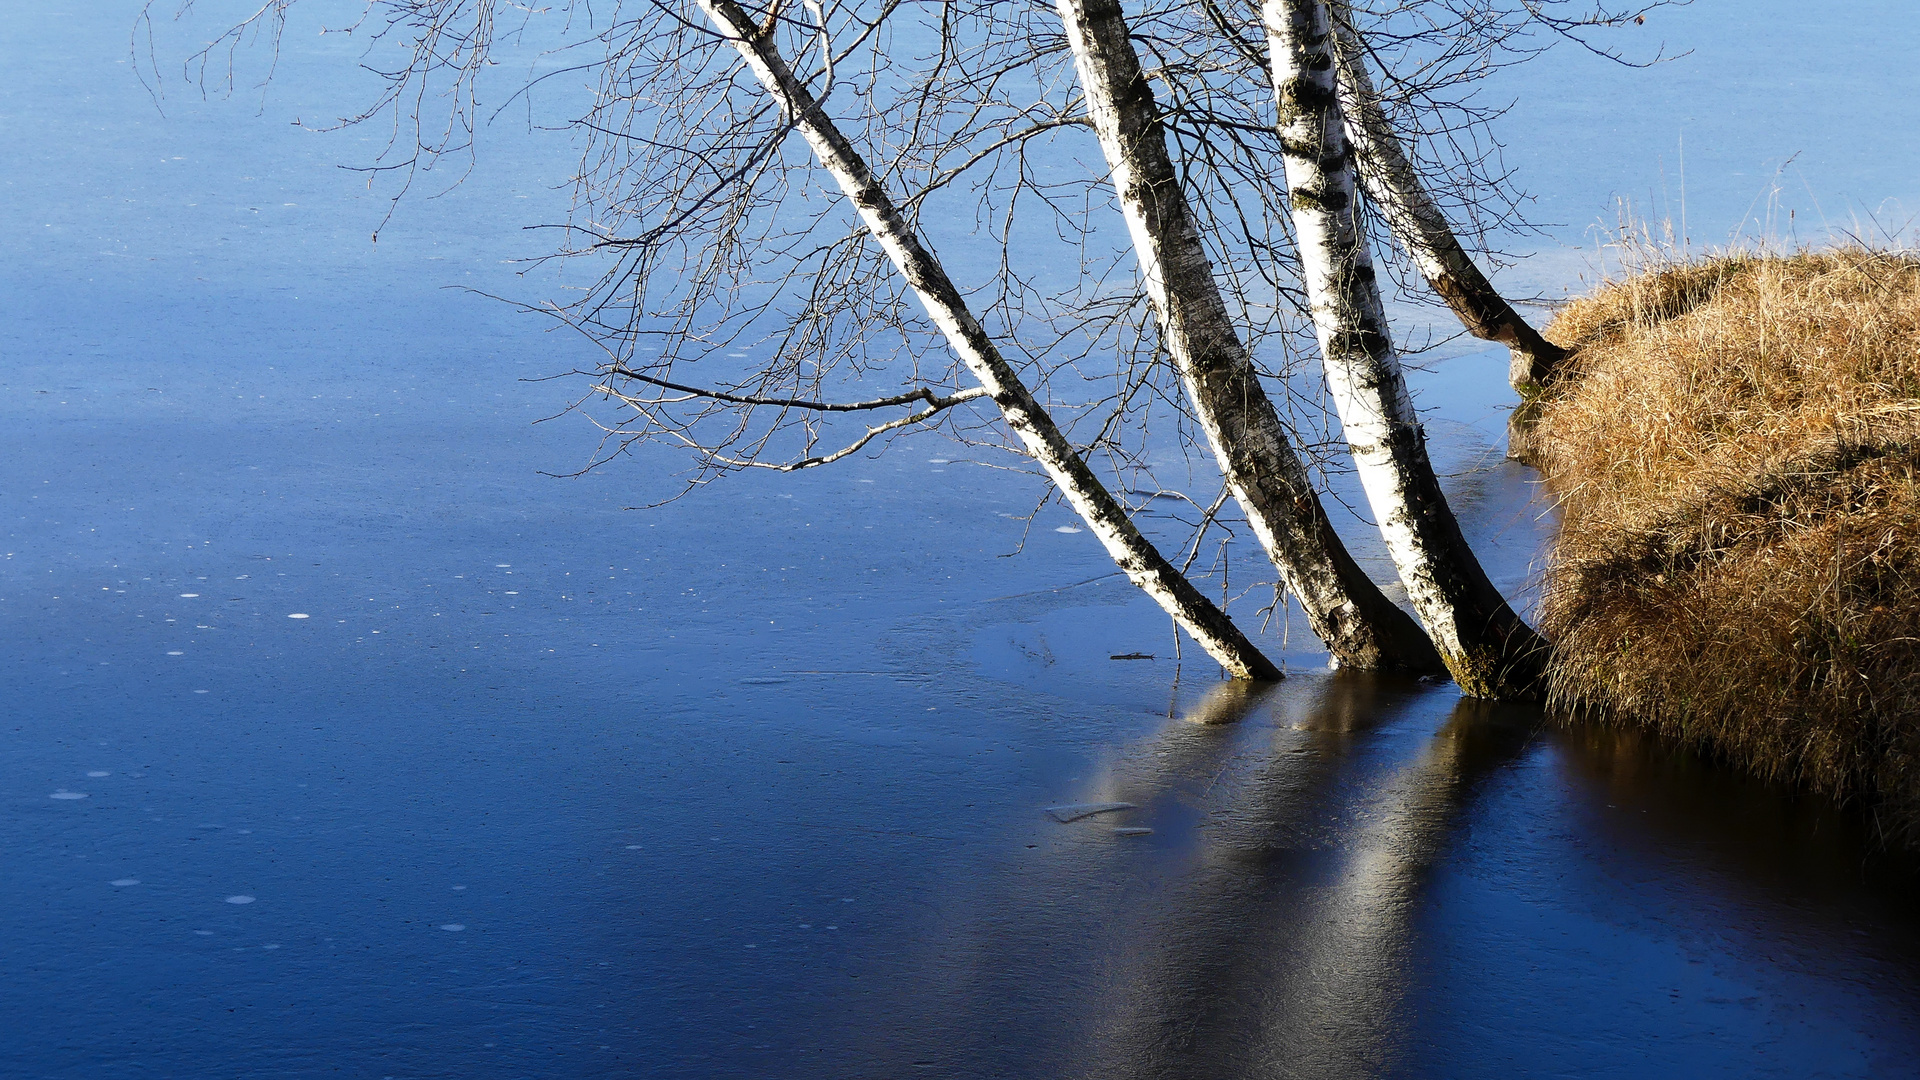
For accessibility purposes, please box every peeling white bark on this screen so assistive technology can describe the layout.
[1052,0,1442,676]
[1264,0,1545,697]
[1325,4,1569,390]
[698,0,1282,680]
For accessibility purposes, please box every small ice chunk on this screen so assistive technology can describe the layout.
[111,878,140,887]
[624,844,643,850]
[440,924,466,932]
[50,790,88,800]
[495,564,511,568]
[167,651,184,656]
[179,593,199,598]
[194,690,209,694]
[1045,802,1136,823]
[287,613,309,619]
[225,895,255,905]
[1112,827,1155,837]
[88,771,111,777]
[1053,526,1084,534]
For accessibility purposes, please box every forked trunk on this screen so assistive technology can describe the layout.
[1053,0,1443,676]
[698,0,1282,680]
[1325,2,1569,393]
[1264,0,1546,698]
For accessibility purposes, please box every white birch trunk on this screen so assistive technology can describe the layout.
[697,0,1281,681]
[1264,0,1546,697]
[1325,4,1569,392]
[1053,0,1442,676]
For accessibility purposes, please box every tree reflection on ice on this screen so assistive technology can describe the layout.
[944,675,1538,1079]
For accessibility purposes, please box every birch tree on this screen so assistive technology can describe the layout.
[685,0,1281,679]
[1324,1,1569,391]
[166,0,1669,690]
[1264,0,1547,697]
[1053,0,1443,675]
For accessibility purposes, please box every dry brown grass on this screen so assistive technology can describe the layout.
[1531,247,1920,842]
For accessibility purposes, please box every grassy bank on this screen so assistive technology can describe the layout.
[1527,247,1920,842]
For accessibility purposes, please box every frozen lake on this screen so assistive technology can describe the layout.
[4,2,1919,1077]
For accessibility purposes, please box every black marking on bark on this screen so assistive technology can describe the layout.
[1280,78,1336,111]
[1328,326,1393,358]
[1289,186,1348,212]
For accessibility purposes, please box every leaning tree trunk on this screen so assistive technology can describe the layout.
[1053,0,1443,676]
[697,0,1281,681]
[1325,2,1569,394]
[1264,0,1545,698]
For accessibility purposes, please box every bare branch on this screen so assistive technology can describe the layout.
[603,366,988,413]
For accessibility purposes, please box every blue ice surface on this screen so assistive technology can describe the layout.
[3,2,1919,1078]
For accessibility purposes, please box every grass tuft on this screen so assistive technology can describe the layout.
[1531,246,1920,843]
